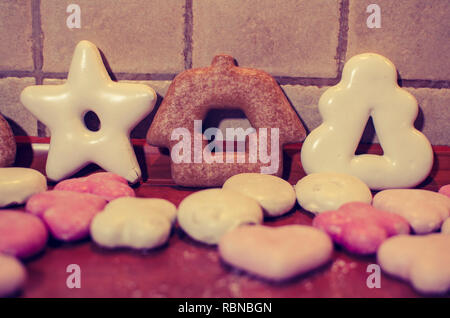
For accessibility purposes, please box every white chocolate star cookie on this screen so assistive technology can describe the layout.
[21,40,156,183]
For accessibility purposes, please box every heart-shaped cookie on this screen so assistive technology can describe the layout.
[91,197,177,250]
[0,210,48,259]
[177,189,263,245]
[378,234,450,294]
[218,225,333,281]
[26,190,107,242]
[223,173,296,217]
[54,172,135,201]
[313,202,410,255]
[373,189,450,234]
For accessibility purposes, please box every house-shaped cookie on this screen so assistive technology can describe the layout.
[146,55,306,187]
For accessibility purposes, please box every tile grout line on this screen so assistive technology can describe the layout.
[39,72,179,81]
[183,0,193,70]
[335,0,349,78]
[31,0,46,137]
[31,0,43,81]
[2,70,449,89]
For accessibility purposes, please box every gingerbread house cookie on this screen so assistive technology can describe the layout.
[0,114,16,167]
[146,55,306,187]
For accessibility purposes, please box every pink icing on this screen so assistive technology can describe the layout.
[0,210,48,259]
[54,172,135,201]
[313,202,410,255]
[26,190,107,242]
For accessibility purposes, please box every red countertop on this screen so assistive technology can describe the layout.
[10,139,450,298]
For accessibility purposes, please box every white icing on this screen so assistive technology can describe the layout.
[0,168,47,207]
[177,189,263,245]
[295,172,372,214]
[301,53,433,190]
[218,225,333,281]
[222,173,296,217]
[373,189,450,234]
[20,40,156,183]
[378,234,450,294]
[90,197,177,249]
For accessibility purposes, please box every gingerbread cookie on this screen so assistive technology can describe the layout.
[0,114,16,167]
[146,55,305,187]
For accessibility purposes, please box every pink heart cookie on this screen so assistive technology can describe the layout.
[26,190,107,242]
[378,234,450,294]
[439,185,450,198]
[0,210,48,259]
[313,202,410,255]
[218,225,333,281]
[54,172,135,201]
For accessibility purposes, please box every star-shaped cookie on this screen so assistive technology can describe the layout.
[21,40,156,183]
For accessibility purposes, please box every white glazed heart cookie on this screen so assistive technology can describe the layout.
[0,168,47,207]
[219,225,333,281]
[373,189,450,234]
[177,189,263,245]
[377,234,450,294]
[295,172,372,214]
[90,197,177,249]
[222,173,296,217]
[0,254,26,297]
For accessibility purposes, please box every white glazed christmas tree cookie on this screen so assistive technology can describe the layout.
[301,53,433,190]
[20,40,156,183]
